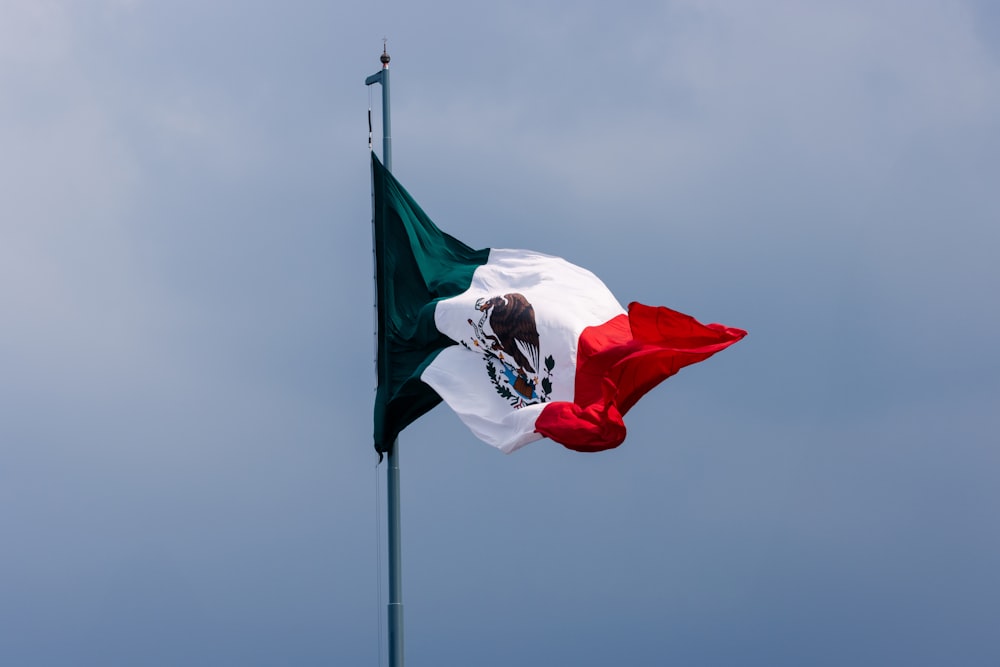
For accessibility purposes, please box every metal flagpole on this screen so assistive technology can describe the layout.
[366,46,403,667]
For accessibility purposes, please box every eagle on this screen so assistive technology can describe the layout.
[474,293,541,375]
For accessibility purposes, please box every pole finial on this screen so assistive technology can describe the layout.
[381,41,390,68]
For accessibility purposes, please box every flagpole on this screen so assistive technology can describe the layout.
[366,46,403,667]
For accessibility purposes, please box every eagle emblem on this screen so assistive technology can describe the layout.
[462,292,554,408]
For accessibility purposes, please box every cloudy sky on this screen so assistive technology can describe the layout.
[2,1,998,665]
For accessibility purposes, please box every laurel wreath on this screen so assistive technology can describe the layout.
[484,354,555,409]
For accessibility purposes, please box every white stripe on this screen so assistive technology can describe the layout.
[422,249,625,453]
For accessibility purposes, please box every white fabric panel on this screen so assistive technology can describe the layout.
[423,248,624,453]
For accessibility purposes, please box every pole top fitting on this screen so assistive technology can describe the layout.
[381,43,390,68]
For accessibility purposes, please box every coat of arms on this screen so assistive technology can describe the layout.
[461,293,554,408]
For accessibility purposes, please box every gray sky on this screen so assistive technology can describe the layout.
[2,1,998,665]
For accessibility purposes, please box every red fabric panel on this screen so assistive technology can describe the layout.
[534,302,746,452]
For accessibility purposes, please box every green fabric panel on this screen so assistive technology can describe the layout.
[372,153,490,453]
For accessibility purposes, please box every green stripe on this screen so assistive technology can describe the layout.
[372,154,490,453]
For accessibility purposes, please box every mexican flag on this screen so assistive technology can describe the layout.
[372,153,745,455]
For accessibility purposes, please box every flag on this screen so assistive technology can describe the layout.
[372,153,745,455]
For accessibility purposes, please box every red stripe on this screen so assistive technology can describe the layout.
[534,302,746,452]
